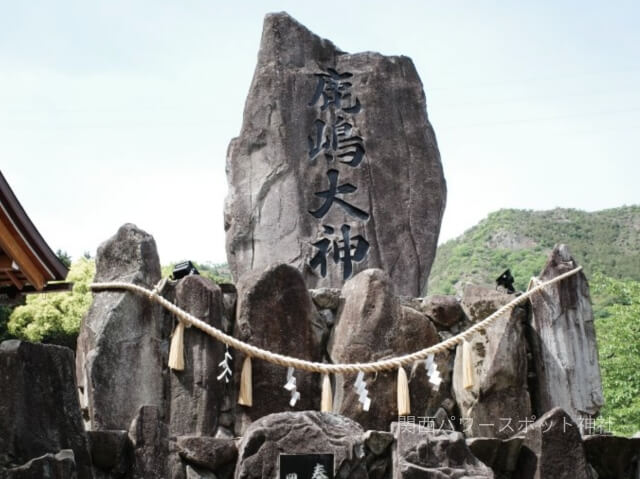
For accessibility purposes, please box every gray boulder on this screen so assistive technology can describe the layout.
[224,12,446,296]
[234,411,367,479]
[233,263,322,434]
[392,423,494,478]
[76,224,170,431]
[328,269,439,431]
[529,245,603,424]
[517,407,591,479]
[0,340,93,478]
[422,294,465,328]
[170,275,226,436]
[452,285,532,438]
[177,436,237,478]
[466,437,523,478]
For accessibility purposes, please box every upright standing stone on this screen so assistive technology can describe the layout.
[233,263,322,434]
[224,12,446,296]
[169,275,226,437]
[76,224,169,431]
[0,341,93,479]
[529,245,603,424]
[328,269,439,431]
[452,285,532,438]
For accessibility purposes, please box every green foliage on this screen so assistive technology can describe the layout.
[0,304,16,342]
[8,258,95,349]
[161,261,232,284]
[429,206,640,294]
[591,273,640,436]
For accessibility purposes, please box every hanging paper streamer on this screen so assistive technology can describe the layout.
[284,367,300,407]
[217,345,232,383]
[321,374,333,413]
[354,371,371,412]
[238,356,253,407]
[424,354,442,391]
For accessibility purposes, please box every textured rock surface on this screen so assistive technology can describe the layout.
[517,407,590,479]
[177,436,237,478]
[224,12,446,296]
[76,224,170,431]
[452,286,532,438]
[233,264,322,433]
[529,245,603,423]
[2,450,77,479]
[235,411,367,479]
[128,405,170,479]
[422,294,465,328]
[583,435,640,479]
[392,423,494,478]
[0,340,93,478]
[170,275,226,436]
[467,437,523,478]
[88,430,131,475]
[328,269,439,430]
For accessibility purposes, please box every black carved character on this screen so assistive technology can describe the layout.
[307,116,365,167]
[308,68,362,114]
[309,169,369,220]
[309,224,369,280]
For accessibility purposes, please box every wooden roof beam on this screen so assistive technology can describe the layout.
[0,218,45,290]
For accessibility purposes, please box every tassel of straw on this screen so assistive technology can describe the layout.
[238,356,253,407]
[462,340,475,390]
[168,320,185,371]
[397,367,411,416]
[321,374,333,413]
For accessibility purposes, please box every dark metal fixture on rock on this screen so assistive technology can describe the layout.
[496,269,515,294]
[172,261,199,280]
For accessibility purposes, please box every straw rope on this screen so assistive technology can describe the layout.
[90,266,581,374]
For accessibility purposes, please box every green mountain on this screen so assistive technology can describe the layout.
[428,205,640,436]
[428,206,640,295]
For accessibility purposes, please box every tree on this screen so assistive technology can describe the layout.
[591,273,640,436]
[8,257,95,349]
[56,249,72,268]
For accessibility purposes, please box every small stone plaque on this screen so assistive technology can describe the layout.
[279,453,334,479]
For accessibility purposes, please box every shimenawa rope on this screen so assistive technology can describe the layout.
[90,266,582,375]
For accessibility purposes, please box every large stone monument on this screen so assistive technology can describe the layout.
[224,12,446,296]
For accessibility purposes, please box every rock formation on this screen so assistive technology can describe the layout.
[452,285,532,439]
[75,223,169,431]
[0,340,94,478]
[224,12,446,296]
[529,244,604,424]
[233,263,322,434]
[328,269,439,430]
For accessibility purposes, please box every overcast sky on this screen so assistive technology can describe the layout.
[1,1,639,265]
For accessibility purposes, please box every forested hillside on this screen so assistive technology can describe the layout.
[428,206,640,295]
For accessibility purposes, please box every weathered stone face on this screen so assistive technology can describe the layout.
[517,407,591,479]
[529,244,603,424]
[75,224,170,432]
[0,340,93,479]
[233,263,322,434]
[170,275,226,437]
[392,423,495,478]
[452,285,532,439]
[328,269,440,431]
[224,12,446,296]
[234,412,367,479]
